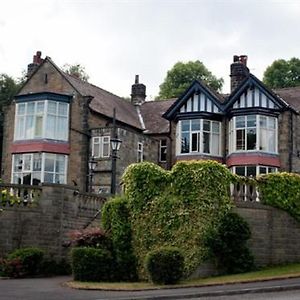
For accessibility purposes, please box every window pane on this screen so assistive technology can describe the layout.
[191,119,200,131]
[259,167,267,174]
[46,115,56,139]
[23,173,32,185]
[25,115,34,138]
[203,132,210,153]
[44,154,55,172]
[32,172,41,185]
[236,129,245,150]
[260,116,267,128]
[23,155,31,171]
[33,154,42,171]
[268,167,276,173]
[160,139,167,147]
[191,132,199,152]
[57,117,68,140]
[203,120,210,131]
[268,130,276,152]
[181,132,190,153]
[58,103,68,116]
[55,156,65,173]
[212,122,220,133]
[103,143,110,157]
[36,102,44,113]
[247,128,256,150]
[247,115,256,127]
[93,144,100,157]
[247,166,256,177]
[35,115,43,137]
[211,133,219,155]
[17,103,25,115]
[236,166,245,176]
[44,172,54,183]
[27,102,35,114]
[268,117,276,129]
[181,120,190,132]
[236,116,245,128]
[260,128,268,151]
[47,101,57,114]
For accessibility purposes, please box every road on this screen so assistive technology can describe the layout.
[0,276,300,300]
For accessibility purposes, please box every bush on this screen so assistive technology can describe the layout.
[204,212,254,274]
[0,257,23,278]
[145,247,184,284]
[7,247,44,277]
[41,258,71,276]
[102,196,137,281]
[71,247,113,282]
[68,227,112,250]
[258,172,300,221]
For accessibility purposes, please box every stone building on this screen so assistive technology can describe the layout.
[2,52,300,194]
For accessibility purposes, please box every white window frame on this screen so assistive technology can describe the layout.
[11,153,68,185]
[14,100,69,141]
[229,115,278,154]
[231,165,278,177]
[177,119,222,156]
[159,139,167,162]
[92,136,110,158]
[137,142,143,162]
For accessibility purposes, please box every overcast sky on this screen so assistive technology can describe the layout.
[1,0,300,100]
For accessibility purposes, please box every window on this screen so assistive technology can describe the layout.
[12,153,67,185]
[92,136,110,158]
[178,119,221,156]
[232,165,277,177]
[137,142,143,162]
[14,101,69,141]
[159,139,167,162]
[229,115,277,153]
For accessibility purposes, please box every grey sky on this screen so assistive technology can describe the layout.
[1,0,300,99]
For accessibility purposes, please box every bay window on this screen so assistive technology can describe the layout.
[229,115,277,153]
[14,100,69,141]
[178,119,221,156]
[12,153,67,185]
[232,165,277,177]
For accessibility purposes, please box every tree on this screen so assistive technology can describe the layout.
[63,64,89,82]
[263,58,300,89]
[0,74,20,109]
[157,60,224,99]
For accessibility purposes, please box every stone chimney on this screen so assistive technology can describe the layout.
[131,75,146,105]
[27,51,44,78]
[230,55,250,92]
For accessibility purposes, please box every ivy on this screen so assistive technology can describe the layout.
[258,172,300,221]
[121,160,234,278]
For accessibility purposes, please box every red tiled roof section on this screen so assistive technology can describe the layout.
[141,99,175,134]
[64,73,143,129]
[274,86,300,111]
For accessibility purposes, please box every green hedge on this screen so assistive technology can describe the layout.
[258,172,300,221]
[71,247,112,282]
[102,196,137,281]
[121,160,234,278]
[145,247,184,284]
[7,247,44,277]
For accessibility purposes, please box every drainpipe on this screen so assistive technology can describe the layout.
[289,111,294,172]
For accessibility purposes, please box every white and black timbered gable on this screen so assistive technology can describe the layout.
[163,80,224,121]
[225,74,289,114]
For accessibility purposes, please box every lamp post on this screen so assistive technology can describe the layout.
[88,156,97,193]
[110,108,122,195]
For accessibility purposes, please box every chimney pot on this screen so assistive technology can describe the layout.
[135,75,139,84]
[131,75,146,105]
[230,54,250,92]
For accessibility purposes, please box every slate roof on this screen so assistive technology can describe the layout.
[140,99,176,134]
[64,73,144,130]
[274,86,300,112]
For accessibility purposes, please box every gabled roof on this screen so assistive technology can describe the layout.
[141,99,176,134]
[224,74,291,111]
[274,86,300,112]
[163,80,225,120]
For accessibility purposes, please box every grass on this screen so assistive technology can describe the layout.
[66,263,300,290]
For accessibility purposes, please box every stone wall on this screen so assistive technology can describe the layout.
[235,201,300,266]
[0,184,106,260]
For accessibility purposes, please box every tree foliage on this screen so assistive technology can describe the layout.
[158,61,224,99]
[63,64,89,82]
[263,58,300,89]
[0,74,20,110]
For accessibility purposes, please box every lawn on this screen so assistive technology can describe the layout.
[66,263,300,290]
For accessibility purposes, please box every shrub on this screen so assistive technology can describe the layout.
[102,196,137,281]
[145,247,184,284]
[41,258,71,276]
[0,257,24,278]
[258,172,300,221]
[68,227,112,250]
[7,247,44,277]
[71,247,113,282]
[204,212,254,274]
